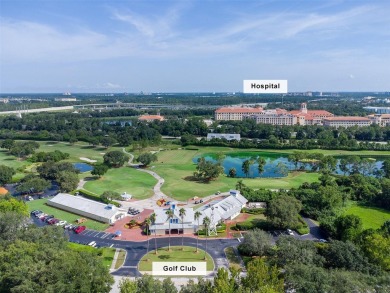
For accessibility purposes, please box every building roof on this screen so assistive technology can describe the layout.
[289,110,333,117]
[215,107,263,113]
[48,193,119,220]
[0,187,8,195]
[324,116,370,121]
[138,115,164,121]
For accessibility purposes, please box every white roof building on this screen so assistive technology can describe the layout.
[48,193,125,224]
[207,133,241,141]
[149,192,247,235]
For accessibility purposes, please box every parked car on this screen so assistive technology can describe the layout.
[287,229,294,235]
[38,213,47,219]
[319,239,328,243]
[44,215,55,222]
[27,196,34,201]
[48,218,59,225]
[88,241,96,247]
[56,220,67,226]
[74,226,86,234]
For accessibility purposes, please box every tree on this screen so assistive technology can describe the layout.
[57,171,79,192]
[100,191,121,203]
[150,213,158,254]
[166,209,174,251]
[179,207,186,250]
[0,165,15,185]
[145,217,151,256]
[202,216,211,260]
[91,164,109,178]
[194,157,224,182]
[242,160,251,178]
[360,233,390,270]
[0,197,28,217]
[194,211,202,253]
[137,153,158,167]
[103,151,128,168]
[257,157,266,177]
[10,141,39,159]
[100,136,117,148]
[119,278,137,293]
[212,267,240,293]
[16,177,50,195]
[339,158,350,175]
[241,258,284,293]
[382,159,390,178]
[334,214,363,242]
[228,167,237,178]
[1,139,15,150]
[265,195,302,229]
[238,228,272,256]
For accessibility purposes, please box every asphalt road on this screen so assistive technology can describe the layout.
[31,215,324,277]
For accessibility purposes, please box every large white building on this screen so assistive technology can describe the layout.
[368,114,390,127]
[217,103,333,126]
[323,116,372,128]
[215,106,264,121]
[48,193,125,224]
[149,192,247,236]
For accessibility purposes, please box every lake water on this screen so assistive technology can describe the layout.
[193,153,384,178]
[73,163,93,173]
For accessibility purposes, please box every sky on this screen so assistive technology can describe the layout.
[1,0,389,93]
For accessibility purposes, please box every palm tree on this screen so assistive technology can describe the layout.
[257,157,266,177]
[165,209,174,251]
[202,216,211,260]
[145,217,151,255]
[179,208,186,250]
[242,160,251,178]
[194,211,202,253]
[150,213,158,254]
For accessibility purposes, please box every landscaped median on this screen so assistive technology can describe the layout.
[26,198,109,230]
[138,246,214,275]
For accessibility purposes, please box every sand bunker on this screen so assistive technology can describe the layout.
[79,157,97,163]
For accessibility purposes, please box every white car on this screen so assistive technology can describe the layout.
[27,196,34,201]
[56,220,67,226]
[88,241,97,247]
[287,229,294,235]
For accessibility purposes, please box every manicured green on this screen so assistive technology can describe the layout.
[84,166,157,199]
[344,202,390,230]
[67,242,116,268]
[38,141,122,163]
[26,198,109,230]
[153,149,320,200]
[138,246,214,272]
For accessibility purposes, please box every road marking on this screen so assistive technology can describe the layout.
[110,244,114,248]
[101,233,110,239]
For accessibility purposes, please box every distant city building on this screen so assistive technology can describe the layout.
[207,133,241,141]
[138,114,164,122]
[215,106,263,121]
[55,97,77,102]
[363,106,390,114]
[0,98,9,103]
[323,116,371,128]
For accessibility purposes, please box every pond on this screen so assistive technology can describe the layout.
[73,162,93,173]
[193,152,384,178]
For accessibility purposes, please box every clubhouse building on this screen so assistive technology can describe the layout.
[149,190,247,236]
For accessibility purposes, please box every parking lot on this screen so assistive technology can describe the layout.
[78,229,115,239]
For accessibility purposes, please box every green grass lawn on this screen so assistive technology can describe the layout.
[344,202,390,230]
[83,166,157,199]
[38,141,123,164]
[153,149,320,200]
[138,246,214,272]
[26,198,109,230]
[114,249,127,270]
[67,242,115,268]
